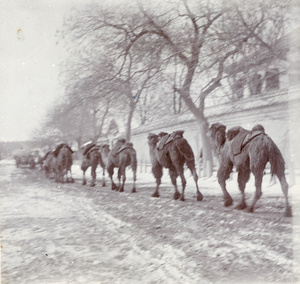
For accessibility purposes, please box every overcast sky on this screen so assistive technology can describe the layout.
[0,1,80,142]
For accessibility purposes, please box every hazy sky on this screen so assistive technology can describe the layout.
[0,1,75,142]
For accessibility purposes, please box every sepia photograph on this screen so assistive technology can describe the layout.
[1,0,300,283]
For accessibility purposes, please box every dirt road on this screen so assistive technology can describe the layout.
[0,160,298,283]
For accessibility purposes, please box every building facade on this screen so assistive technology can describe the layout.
[128,89,300,181]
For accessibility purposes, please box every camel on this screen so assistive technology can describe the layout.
[81,144,110,187]
[208,123,291,217]
[147,131,203,202]
[107,139,137,193]
[43,151,56,179]
[54,143,74,183]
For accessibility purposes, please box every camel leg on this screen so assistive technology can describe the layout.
[217,162,233,207]
[118,167,125,192]
[107,165,118,190]
[186,160,203,201]
[235,167,250,210]
[169,168,180,200]
[175,166,186,201]
[59,171,63,183]
[63,169,67,183]
[55,169,60,183]
[246,172,263,213]
[278,175,292,217]
[132,168,136,193]
[81,163,88,185]
[90,164,96,187]
[69,169,74,183]
[152,164,163,198]
[102,166,106,187]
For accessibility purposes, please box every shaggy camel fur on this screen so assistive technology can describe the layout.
[208,123,291,217]
[147,131,203,201]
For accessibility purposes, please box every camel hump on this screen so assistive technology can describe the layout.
[242,125,265,148]
[252,124,265,133]
[53,143,73,157]
[157,130,185,150]
[157,133,170,150]
[227,127,249,156]
[172,130,184,138]
[117,142,135,155]
[227,126,243,141]
[158,132,168,138]
[148,133,157,139]
[82,143,96,156]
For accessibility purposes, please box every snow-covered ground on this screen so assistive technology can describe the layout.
[1,159,299,283]
[69,159,300,199]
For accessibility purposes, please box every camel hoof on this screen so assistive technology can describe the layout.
[82,181,86,186]
[152,192,159,198]
[102,182,106,187]
[119,187,124,192]
[197,194,203,202]
[180,196,185,201]
[284,207,292,217]
[235,203,247,210]
[90,183,95,187]
[174,192,180,200]
[132,188,136,193]
[245,207,254,213]
[224,199,233,207]
[111,184,118,190]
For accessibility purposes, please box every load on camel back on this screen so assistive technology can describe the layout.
[147,130,203,202]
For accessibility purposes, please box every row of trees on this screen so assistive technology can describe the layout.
[35,0,290,175]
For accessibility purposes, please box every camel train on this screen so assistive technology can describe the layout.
[40,124,291,217]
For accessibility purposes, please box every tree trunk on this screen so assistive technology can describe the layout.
[181,94,213,177]
[125,101,135,141]
[198,120,213,177]
[179,64,214,177]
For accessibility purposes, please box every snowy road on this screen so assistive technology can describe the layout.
[1,160,299,283]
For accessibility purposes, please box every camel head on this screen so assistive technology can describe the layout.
[148,133,159,147]
[208,123,227,152]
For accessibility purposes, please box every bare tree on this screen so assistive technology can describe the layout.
[57,0,289,175]
[126,0,289,175]
[60,4,163,141]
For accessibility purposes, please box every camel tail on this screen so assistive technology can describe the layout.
[98,151,105,168]
[267,136,286,178]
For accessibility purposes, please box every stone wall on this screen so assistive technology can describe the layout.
[129,91,299,180]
